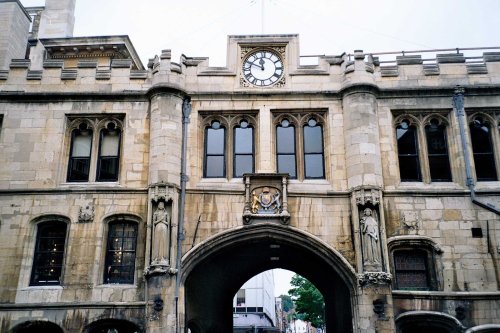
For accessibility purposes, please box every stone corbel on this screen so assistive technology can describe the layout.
[358,272,392,287]
[354,186,381,207]
[150,181,176,204]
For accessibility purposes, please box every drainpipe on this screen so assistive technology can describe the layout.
[453,86,500,215]
[175,97,191,333]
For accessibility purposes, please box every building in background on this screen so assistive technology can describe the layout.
[233,270,278,333]
[0,1,499,333]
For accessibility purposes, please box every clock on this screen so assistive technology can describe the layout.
[242,49,284,87]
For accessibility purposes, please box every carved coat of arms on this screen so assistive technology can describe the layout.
[251,186,282,214]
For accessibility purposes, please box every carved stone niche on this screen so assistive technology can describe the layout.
[242,173,290,225]
[147,182,176,276]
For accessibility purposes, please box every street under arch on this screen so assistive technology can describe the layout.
[182,224,357,333]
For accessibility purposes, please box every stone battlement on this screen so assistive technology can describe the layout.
[2,49,500,93]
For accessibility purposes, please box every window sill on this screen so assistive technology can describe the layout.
[94,284,137,288]
[59,181,121,189]
[20,285,63,291]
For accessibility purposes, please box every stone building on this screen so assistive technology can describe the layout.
[0,0,499,332]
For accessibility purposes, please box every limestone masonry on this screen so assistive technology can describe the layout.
[0,1,499,333]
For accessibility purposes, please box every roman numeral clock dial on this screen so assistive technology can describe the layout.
[242,50,284,87]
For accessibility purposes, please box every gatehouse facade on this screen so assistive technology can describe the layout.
[0,1,499,332]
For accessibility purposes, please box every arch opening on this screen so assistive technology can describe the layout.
[182,224,356,333]
[84,318,141,333]
[10,321,64,333]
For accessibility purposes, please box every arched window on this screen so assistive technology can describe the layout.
[425,118,452,182]
[204,120,226,178]
[389,236,442,292]
[30,221,67,286]
[233,119,254,177]
[67,123,93,182]
[104,221,138,284]
[303,117,325,179]
[396,119,421,182]
[276,118,297,178]
[97,121,121,181]
[469,116,497,181]
[67,117,123,183]
[11,321,64,333]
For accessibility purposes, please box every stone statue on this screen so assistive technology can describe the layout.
[360,208,381,267]
[152,201,170,265]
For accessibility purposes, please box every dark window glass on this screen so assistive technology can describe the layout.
[394,250,429,290]
[204,121,226,178]
[67,125,92,182]
[233,120,254,177]
[30,222,67,286]
[97,124,121,182]
[396,120,421,181]
[276,119,296,178]
[303,118,324,178]
[236,289,245,306]
[425,120,452,182]
[104,222,137,284]
[470,118,497,181]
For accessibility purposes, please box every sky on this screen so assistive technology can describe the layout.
[17,0,499,296]
[20,0,500,67]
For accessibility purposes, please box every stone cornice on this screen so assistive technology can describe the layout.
[0,187,148,196]
[392,290,500,300]
[0,301,146,310]
[0,91,147,102]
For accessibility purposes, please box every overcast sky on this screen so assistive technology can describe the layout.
[18,0,499,296]
[21,0,500,67]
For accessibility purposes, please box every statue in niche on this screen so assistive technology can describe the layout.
[360,207,382,268]
[152,201,170,266]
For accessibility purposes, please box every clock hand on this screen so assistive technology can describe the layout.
[259,57,265,70]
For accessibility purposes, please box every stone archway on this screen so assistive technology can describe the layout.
[182,223,358,333]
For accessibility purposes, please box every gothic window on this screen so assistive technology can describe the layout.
[67,117,123,183]
[104,221,138,284]
[233,120,254,177]
[202,114,257,179]
[469,116,498,181]
[396,118,421,182]
[96,122,121,181]
[276,118,297,178]
[30,221,67,286]
[274,112,326,180]
[393,250,430,290]
[67,123,93,182]
[204,120,226,178]
[395,114,453,184]
[303,118,325,179]
[425,118,452,182]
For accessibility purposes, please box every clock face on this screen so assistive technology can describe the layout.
[242,50,284,86]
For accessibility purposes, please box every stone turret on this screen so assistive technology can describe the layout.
[0,0,31,69]
[38,0,76,38]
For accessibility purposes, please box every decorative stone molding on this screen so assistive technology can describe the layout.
[358,272,392,286]
[149,182,177,203]
[242,174,290,225]
[78,203,94,223]
[353,186,381,207]
[387,235,443,254]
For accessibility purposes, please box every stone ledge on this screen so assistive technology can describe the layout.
[0,301,146,310]
[393,290,500,300]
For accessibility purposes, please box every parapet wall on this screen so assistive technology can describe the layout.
[1,49,500,94]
